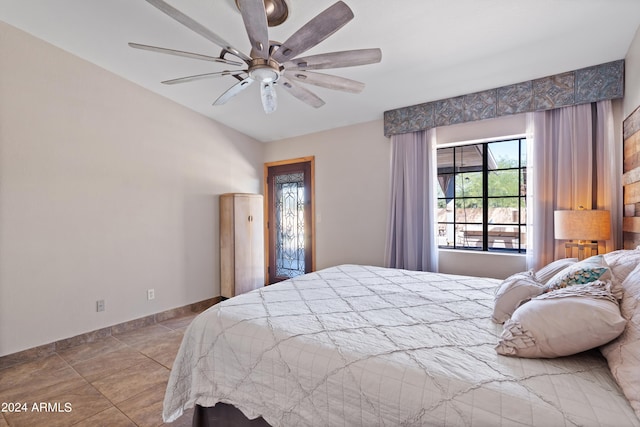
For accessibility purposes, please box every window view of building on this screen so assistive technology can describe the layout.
[437,138,527,252]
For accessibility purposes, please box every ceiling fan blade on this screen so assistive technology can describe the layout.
[213,77,255,105]
[162,70,247,85]
[278,77,325,108]
[284,70,364,93]
[236,0,270,60]
[128,43,243,67]
[145,0,251,63]
[284,48,382,71]
[271,1,354,63]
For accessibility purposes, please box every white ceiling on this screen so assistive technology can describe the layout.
[1,0,640,142]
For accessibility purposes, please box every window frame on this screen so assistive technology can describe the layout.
[436,136,527,253]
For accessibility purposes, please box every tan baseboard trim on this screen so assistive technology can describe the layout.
[0,297,221,371]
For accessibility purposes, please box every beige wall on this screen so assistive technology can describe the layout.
[624,24,640,118]
[0,22,264,356]
[264,120,391,269]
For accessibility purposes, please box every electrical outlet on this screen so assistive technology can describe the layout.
[96,300,105,312]
[147,289,155,301]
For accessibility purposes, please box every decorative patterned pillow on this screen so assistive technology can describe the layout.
[492,271,544,324]
[544,255,611,292]
[496,281,626,358]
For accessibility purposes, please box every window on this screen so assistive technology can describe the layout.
[437,137,527,253]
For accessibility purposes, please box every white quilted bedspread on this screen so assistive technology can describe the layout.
[163,265,640,426]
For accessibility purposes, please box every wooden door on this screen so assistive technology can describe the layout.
[233,195,254,295]
[264,158,314,284]
[247,195,264,291]
[220,194,264,297]
[234,195,264,295]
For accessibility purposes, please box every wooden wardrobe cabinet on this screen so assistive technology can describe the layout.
[220,193,265,298]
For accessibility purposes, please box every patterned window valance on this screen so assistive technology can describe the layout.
[383,60,624,137]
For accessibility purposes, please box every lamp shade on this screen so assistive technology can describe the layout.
[554,210,611,241]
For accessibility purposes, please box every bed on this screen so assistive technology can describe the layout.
[163,255,640,426]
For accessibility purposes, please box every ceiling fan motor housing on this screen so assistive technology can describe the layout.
[235,0,289,27]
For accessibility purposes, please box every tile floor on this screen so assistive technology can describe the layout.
[0,313,200,427]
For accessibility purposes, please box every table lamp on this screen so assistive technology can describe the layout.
[554,208,611,259]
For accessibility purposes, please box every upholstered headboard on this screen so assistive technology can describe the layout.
[623,105,640,248]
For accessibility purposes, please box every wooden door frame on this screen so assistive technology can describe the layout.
[263,156,316,284]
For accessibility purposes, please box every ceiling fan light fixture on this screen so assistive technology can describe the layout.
[260,82,277,113]
[248,59,281,83]
[235,0,289,27]
[249,65,280,83]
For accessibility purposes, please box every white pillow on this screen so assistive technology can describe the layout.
[604,248,640,290]
[534,258,577,283]
[600,262,640,418]
[496,281,626,358]
[492,271,544,324]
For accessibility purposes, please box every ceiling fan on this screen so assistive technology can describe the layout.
[129,0,382,113]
